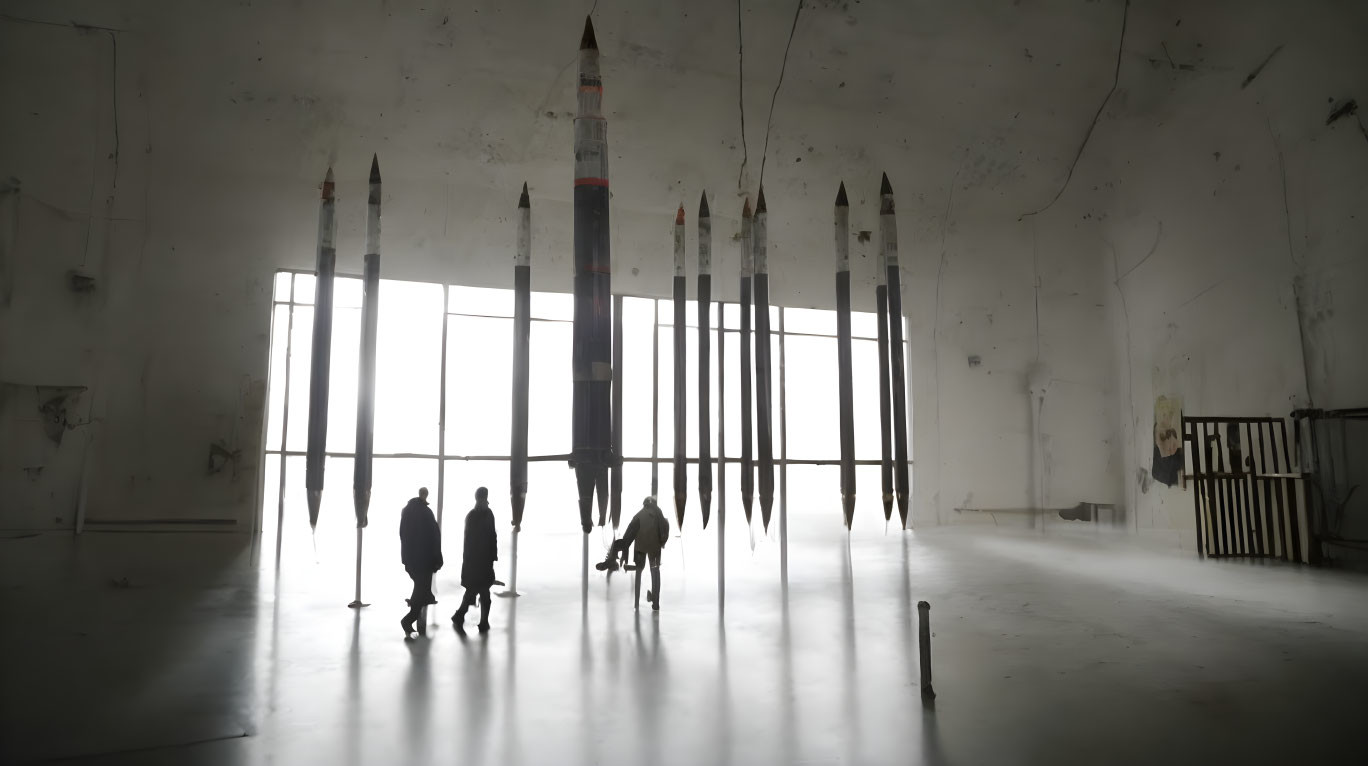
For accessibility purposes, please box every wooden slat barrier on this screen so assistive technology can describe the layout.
[1182,415,1308,562]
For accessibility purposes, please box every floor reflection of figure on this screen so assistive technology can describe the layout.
[453,487,498,633]
[632,608,667,766]
[403,638,432,766]
[399,487,442,638]
[459,627,492,765]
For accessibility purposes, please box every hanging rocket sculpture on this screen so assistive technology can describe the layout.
[673,205,688,528]
[875,234,895,523]
[754,187,776,531]
[305,167,337,529]
[882,173,911,527]
[610,292,624,528]
[511,183,532,529]
[353,156,381,530]
[571,17,612,534]
[834,182,856,529]
[739,199,755,527]
[697,192,713,528]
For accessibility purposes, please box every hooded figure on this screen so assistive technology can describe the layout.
[399,487,443,637]
[596,496,669,610]
[452,486,498,632]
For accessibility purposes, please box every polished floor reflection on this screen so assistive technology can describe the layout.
[5,525,1368,765]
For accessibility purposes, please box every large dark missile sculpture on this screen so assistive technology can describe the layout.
[882,173,911,527]
[754,188,775,531]
[875,245,895,522]
[353,156,381,531]
[672,205,688,529]
[739,199,755,526]
[697,192,713,528]
[305,167,337,529]
[834,183,856,529]
[511,183,531,529]
[571,17,612,534]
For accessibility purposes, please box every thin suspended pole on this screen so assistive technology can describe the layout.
[438,286,449,528]
[274,278,297,564]
[610,293,624,529]
[651,299,660,498]
[717,299,726,611]
[778,307,788,589]
[433,286,448,622]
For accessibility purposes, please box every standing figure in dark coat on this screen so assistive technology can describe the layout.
[399,487,443,638]
[452,486,498,633]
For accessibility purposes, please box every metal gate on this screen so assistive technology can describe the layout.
[1182,416,1308,562]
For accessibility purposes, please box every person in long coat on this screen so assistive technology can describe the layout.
[452,486,498,632]
[399,487,443,637]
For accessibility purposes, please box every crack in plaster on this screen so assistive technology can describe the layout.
[1019,0,1129,220]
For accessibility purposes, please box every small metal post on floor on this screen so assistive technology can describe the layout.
[918,600,936,702]
[348,527,369,608]
[499,526,521,598]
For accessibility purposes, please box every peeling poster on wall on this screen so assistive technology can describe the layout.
[1152,395,1183,487]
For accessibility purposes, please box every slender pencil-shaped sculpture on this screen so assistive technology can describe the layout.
[834,183,856,529]
[353,156,381,530]
[739,199,755,526]
[697,192,713,528]
[571,17,613,534]
[610,292,624,528]
[882,173,911,527]
[511,183,532,529]
[875,248,895,522]
[673,205,688,529]
[754,187,776,531]
[305,167,337,529]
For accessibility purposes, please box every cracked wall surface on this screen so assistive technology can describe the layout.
[1,0,1362,538]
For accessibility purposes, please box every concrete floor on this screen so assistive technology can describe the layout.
[4,524,1368,765]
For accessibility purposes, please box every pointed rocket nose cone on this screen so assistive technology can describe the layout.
[881,172,893,195]
[742,197,752,218]
[756,186,767,213]
[324,167,335,183]
[836,182,849,207]
[369,154,380,183]
[322,167,335,198]
[518,182,530,208]
[698,191,710,217]
[580,16,598,50]
[675,205,685,225]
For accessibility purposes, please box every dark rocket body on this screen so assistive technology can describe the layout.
[571,18,612,534]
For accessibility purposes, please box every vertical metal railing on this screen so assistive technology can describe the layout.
[1183,415,1307,562]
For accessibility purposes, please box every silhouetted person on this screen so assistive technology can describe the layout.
[596,496,669,610]
[452,486,498,632]
[399,487,443,638]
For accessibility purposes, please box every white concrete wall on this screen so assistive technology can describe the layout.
[1088,0,1368,547]
[1,0,1361,539]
